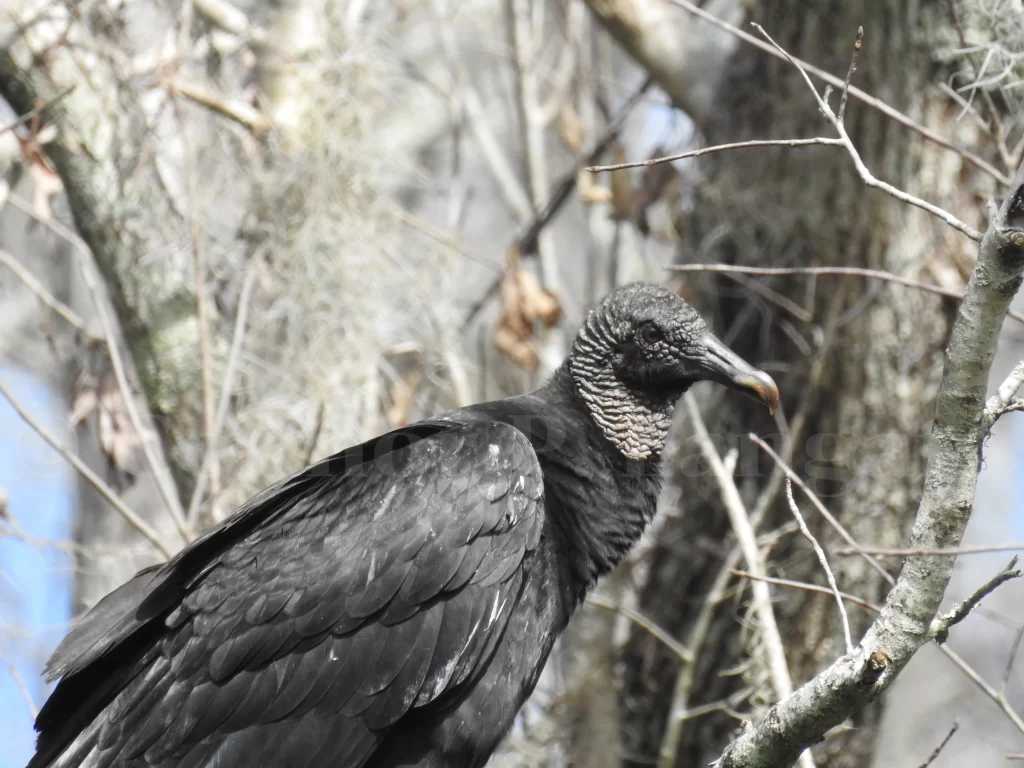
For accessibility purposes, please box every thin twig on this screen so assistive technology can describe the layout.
[301,400,326,467]
[185,125,220,524]
[586,593,692,664]
[10,195,192,543]
[186,255,259,525]
[506,0,561,301]
[735,567,1024,742]
[0,378,172,558]
[0,248,100,341]
[166,80,271,134]
[683,394,816,768]
[463,76,653,329]
[751,434,894,586]
[984,361,1024,429]
[940,645,1024,739]
[6,663,37,718]
[929,557,1021,643]
[0,84,74,137]
[731,571,880,613]
[666,263,1024,327]
[916,721,959,768]
[835,544,1024,557]
[1001,626,1024,697]
[785,479,853,653]
[518,76,652,255]
[752,23,984,242]
[836,26,863,124]
[585,138,844,173]
[663,0,1011,185]
[659,546,742,768]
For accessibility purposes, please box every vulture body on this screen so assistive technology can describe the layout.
[30,283,778,768]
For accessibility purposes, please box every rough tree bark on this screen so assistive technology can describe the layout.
[585,1,1002,765]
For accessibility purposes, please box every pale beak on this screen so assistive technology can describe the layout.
[696,334,780,415]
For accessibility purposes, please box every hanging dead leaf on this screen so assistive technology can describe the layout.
[494,323,539,371]
[577,169,612,204]
[493,256,563,371]
[516,269,562,327]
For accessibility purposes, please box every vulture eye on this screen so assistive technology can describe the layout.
[640,323,664,345]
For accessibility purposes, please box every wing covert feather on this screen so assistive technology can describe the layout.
[42,420,544,768]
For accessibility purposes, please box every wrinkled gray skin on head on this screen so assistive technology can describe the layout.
[569,283,736,460]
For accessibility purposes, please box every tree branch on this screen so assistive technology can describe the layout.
[666,263,1024,328]
[586,138,844,173]
[752,23,984,242]
[655,0,1011,185]
[928,557,1021,644]
[712,148,1024,768]
[684,393,817,768]
[784,479,853,654]
[0,378,173,558]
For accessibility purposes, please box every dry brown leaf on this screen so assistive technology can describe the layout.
[494,323,539,371]
[577,169,612,204]
[516,269,562,327]
[493,257,563,371]
[557,104,583,153]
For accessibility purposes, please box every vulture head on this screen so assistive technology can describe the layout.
[569,282,779,460]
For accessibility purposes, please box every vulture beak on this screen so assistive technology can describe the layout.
[696,334,780,415]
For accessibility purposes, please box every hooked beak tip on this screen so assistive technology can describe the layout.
[733,371,780,415]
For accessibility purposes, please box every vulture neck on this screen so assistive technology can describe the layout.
[530,364,665,603]
[567,318,675,460]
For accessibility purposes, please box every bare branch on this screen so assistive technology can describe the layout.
[659,546,742,768]
[916,721,958,768]
[0,378,172,558]
[983,361,1024,429]
[0,248,100,342]
[940,645,1024,739]
[666,263,1024,328]
[586,593,692,664]
[683,393,816,768]
[585,138,844,174]
[660,0,1011,185]
[785,479,853,654]
[186,255,259,525]
[301,400,326,467]
[836,26,863,125]
[751,434,894,587]
[835,544,1024,557]
[6,662,37,718]
[928,557,1021,644]
[167,80,271,134]
[713,132,1024,768]
[731,571,880,613]
[1002,626,1024,697]
[752,23,984,242]
[0,84,74,137]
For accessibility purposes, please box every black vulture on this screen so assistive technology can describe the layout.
[30,282,779,768]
